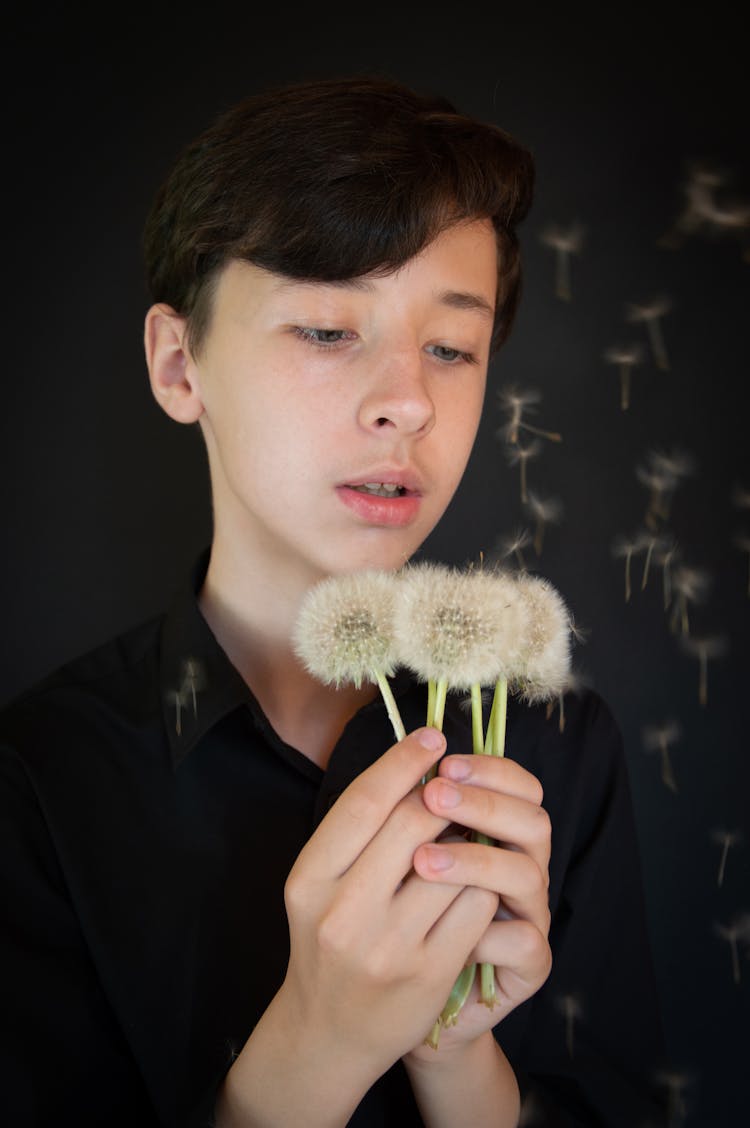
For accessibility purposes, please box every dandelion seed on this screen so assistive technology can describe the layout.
[603,343,645,410]
[539,221,585,300]
[669,565,711,636]
[506,439,542,504]
[635,529,664,590]
[494,527,533,571]
[518,1091,543,1127]
[659,161,730,249]
[612,534,644,602]
[643,721,681,792]
[733,532,750,596]
[680,634,728,706]
[524,491,564,556]
[166,688,188,736]
[545,668,588,733]
[496,385,562,445]
[180,657,206,717]
[655,1069,693,1128]
[655,537,681,609]
[626,296,673,371]
[636,448,695,529]
[555,993,583,1058]
[292,571,405,740]
[710,827,743,887]
[713,913,750,985]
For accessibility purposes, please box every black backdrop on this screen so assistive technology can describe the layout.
[5,7,749,1125]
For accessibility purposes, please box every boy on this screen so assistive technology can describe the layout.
[1,76,665,1126]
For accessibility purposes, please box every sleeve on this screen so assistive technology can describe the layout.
[497,692,669,1126]
[0,744,159,1128]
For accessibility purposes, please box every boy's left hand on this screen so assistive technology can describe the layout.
[404,752,552,1061]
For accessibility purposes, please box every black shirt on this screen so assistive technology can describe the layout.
[0,552,666,1127]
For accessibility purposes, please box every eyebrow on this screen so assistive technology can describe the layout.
[275,278,496,320]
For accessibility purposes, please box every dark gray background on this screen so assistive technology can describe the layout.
[5,6,748,1124]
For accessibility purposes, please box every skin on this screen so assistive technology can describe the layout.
[144,219,552,1127]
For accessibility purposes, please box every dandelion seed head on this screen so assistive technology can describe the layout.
[293,571,398,688]
[513,573,572,702]
[495,527,533,560]
[393,563,531,689]
[611,533,642,559]
[643,721,682,750]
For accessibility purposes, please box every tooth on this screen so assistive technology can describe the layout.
[364,483,382,490]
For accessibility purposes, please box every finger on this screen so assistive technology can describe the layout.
[423,883,501,966]
[438,754,544,806]
[469,918,552,1003]
[293,727,446,882]
[411,839,550,935]
[421,776,551,875]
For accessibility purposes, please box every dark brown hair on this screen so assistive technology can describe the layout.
[143,75,535,355]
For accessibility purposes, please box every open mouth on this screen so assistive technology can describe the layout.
[348,482,408,497]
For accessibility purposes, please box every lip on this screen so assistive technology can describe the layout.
[336,468,423,528]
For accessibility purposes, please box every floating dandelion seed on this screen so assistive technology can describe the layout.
[518,1091,543,1127]
[659,161,732,249]
[636,448,695,530]
[713,913,750,985]
[669,565,711,636]
[524,491,564,556]
[655,1069,693,1128]
[710,827,743,887]
[733,532,750,596]
[643,721,681,793]
[555,993,583,1058]
[506,439,542,504]
[655,537,681,609]
[539,221,585,300]
[496,385,562,446]
[612,534,644,602]
[292,570,405,740]
[625,296,673,371]
[635,529,664,591]
[494,527,533,571]
[603,343,645,410]
[680,633,728,706]
[180,656,206,717]
[166,688,188,736]
[545,668,589,733]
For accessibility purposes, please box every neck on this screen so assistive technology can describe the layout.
[197,536,376,769]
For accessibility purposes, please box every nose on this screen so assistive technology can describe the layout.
[358,348,436,437]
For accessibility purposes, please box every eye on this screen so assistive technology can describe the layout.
[293,327,357,347]
[428,344,479,365]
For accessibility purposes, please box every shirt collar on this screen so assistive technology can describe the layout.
[159,547,253,768]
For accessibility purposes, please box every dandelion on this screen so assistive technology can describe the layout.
[611,533,644,602]
[733,532,750,596]
[655,537,681,609]
[539,221,585,300]
[555,993,583,1058]
[625,296,673,371]
[713,913,750,985]
[680,634,728,706]
[506,439,542,504]
[494,527,533,571]
[710,828,743,887]
[603,343,645,410]
[512,572,573,706]
[636,448,695,529]
[643,721,681,793]
[669,565,711,636]
[524,491,564,556]
[496,385,563,446]
[292,570,405,741]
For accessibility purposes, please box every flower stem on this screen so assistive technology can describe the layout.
[424,963,477,1050]
[478,676,508,1009]
[374,670,406,742]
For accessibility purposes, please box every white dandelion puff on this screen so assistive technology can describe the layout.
[292,571,405,740]
[512,572,573,705]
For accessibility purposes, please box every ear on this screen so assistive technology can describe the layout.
[144,304,204,424]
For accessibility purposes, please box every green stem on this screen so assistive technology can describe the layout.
[478,676,508,1008]
[424,963,477,1050]
[471,683,485,756]
[427,679,436,727]
[374,670,406,742]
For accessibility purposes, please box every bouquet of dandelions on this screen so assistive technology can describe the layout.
[292,560,572,1050]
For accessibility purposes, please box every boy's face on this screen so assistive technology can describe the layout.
[187,219,497,584]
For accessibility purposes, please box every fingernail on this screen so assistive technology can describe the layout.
[418,727,446,752]
[434,780,461,809]
[422,844,455,872]
[442,757,471,781]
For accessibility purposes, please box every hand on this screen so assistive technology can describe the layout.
[278,728,501,1090]
[404,751,552,1064]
